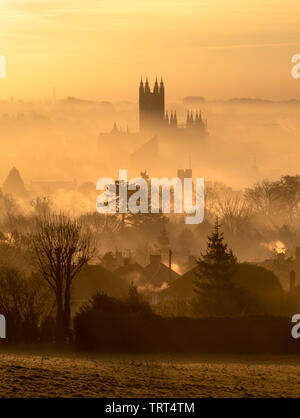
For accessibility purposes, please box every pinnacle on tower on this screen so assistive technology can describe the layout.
[190,111,194,124]
[160,76,164,91]
[138,76,207,134]
[139,78,144,96]
[174,110,177,126]
[138,75,166,132]
[153,77,159,93]
[145,77,150,93]
[111,122,119,133]
[165,110,169,124]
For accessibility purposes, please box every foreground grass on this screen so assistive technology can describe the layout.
[0,350,299,397]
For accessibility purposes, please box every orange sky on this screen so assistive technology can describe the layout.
[1,0,300,101]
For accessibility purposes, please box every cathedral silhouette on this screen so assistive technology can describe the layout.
[139,77,165,132]
[98,77,208,166]
[139,77,207,134]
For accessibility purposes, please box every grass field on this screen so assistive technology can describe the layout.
[0,350,299,397]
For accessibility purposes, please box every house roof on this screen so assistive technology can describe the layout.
[73,264,129,304]
[114,262,148,286]
[143,262,180,288]
[160,263,284,310]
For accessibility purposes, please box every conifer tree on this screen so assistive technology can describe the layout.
[193,218,247,316]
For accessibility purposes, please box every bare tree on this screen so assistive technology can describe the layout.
[274,175,300,221]
[79,212,122,237]
[31,212,95,343]
[216,192,253,235]
[204,181,233,221]
[0,267,53,343]
[245,179,279,216]
[31,196,52,218]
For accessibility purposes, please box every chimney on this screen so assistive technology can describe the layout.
[290,270,296,292]
[168,249,172,270]
[123,257,130,266]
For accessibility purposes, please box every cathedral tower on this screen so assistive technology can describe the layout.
[139,77,165,133]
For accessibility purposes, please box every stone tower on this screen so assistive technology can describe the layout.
[139,77,165,133]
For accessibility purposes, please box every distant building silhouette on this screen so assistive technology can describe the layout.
[139,77,165,132]
[98,76,208,166]
[2,167,28,198]
[139,77,207,135]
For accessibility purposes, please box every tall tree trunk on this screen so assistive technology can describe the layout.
[55,285,65,344]
[63,279,71,343]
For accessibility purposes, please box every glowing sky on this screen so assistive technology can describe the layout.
[1,0,300,100]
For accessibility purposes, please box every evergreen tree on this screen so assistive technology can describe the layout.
[126,283,152,314]
[193,218,248,316]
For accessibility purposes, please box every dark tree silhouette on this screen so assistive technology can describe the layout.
[126,283,152,314]
[0,268,53,343]
[31,212,94,343]
[193,218,248,316]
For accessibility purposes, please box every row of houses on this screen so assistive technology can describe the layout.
[72,250,300,317]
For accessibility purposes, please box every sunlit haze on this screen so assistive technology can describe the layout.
[1,0,300,101]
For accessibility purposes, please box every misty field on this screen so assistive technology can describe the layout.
[0,350,300,397]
